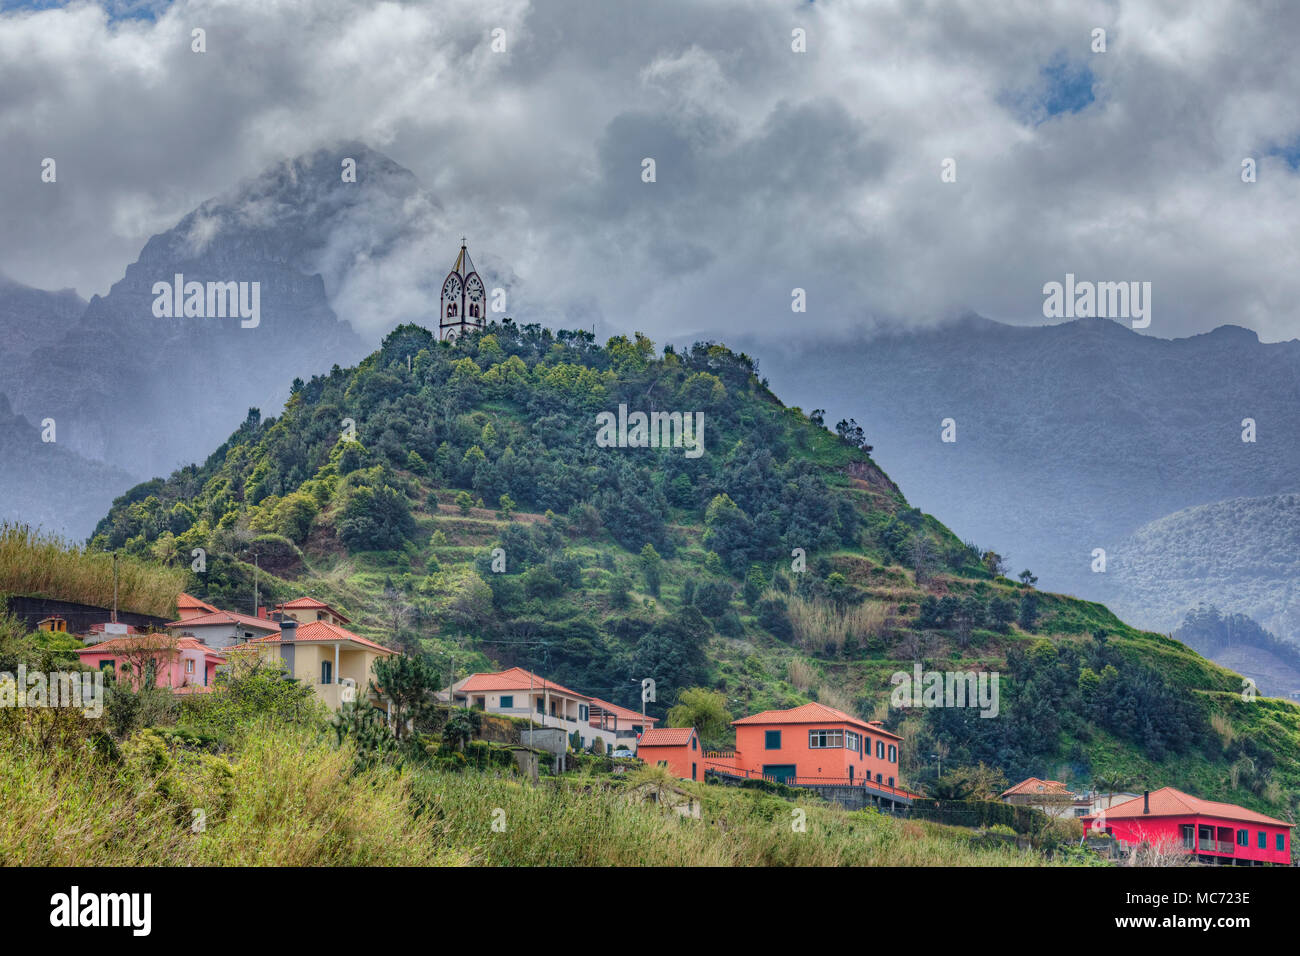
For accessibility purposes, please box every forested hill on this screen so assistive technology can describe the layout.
[92,321,1300,820]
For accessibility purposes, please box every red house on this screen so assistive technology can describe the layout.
[1081,787,1293,866]
[636,727,704,781]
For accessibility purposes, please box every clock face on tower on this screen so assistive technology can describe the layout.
[443,275,462,299]
[466,275,483,302]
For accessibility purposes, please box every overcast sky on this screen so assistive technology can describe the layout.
[3,0,1300,346]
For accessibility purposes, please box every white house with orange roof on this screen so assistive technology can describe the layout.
[1000,777,1078,818]
[166,594,281,650]
[451,667,618,751]
[587,696,656,752]
[227,603,396,712]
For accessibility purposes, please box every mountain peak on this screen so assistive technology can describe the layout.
[1200,324,1260,345]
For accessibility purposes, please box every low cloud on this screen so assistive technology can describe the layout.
[2,0,1299,344]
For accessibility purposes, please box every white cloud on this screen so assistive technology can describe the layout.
[2,0,1300,344]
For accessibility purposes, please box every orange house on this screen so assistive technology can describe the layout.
[707,702,904,789]
[636,727,704,781]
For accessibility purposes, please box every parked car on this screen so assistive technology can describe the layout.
[611,749,635,758]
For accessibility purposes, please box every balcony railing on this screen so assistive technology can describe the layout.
[703,763,917,799]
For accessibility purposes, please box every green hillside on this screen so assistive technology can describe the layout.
[90,321,1300,821]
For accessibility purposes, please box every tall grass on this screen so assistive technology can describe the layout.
[787,657,816,692]
[0,711,1063,867]
[787,594,888,655]
[0,523,186,618]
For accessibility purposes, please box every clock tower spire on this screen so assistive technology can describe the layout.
[439,238,486,341]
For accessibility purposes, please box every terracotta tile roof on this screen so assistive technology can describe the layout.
[176,592,219,613]
[77,636,226,660]
[732,702,902,739]
[587,696,658,726]
[1001,777,1072,798]
[1092,787,1293,828]
[457,667,588,700]
[165,609,281,632]
[245,619,394,654]
[637,727,697,747]
[276,597,351,623]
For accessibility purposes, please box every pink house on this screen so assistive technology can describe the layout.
[76,634,226,692]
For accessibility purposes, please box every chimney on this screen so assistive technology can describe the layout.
[1143,790,1150,814]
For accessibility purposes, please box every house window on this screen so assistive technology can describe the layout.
[691,763,697,780]
[185,659,195,675]
[1277,834,1285,852]
[100,660,115,675]
[691,736,697,750]
[536,698,544,714]
[500,695,514,709]
[1237,829,1248,847]
[809,730,844,749]
[846,732,860,752]
[1183,825,1196,849]
[888,745,897,763]
[579,704,588,721]
[658,761,668,768]
[876,773,882,783]
[888,777,894,788]
[1258,831,1267,849]
[321,660,333,685]
[876,740,885,759]
[765,730,781,750]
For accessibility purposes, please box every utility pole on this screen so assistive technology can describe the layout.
[111,552,119,624]
[252,554,260,616]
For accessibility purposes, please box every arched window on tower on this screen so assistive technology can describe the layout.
[470,304,480,318]
[447,303,458,318]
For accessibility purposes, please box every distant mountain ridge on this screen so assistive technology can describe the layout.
[0,275,85,368]
[1109,494,1300,642]
[754,315,1300,611]
[0,392,137,539]
[0,143,462,539]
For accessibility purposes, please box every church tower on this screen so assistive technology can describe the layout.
[439,239,486,341]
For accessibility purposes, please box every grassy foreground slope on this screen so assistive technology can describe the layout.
[0,703,1065,867]
[87,321,1300,821]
